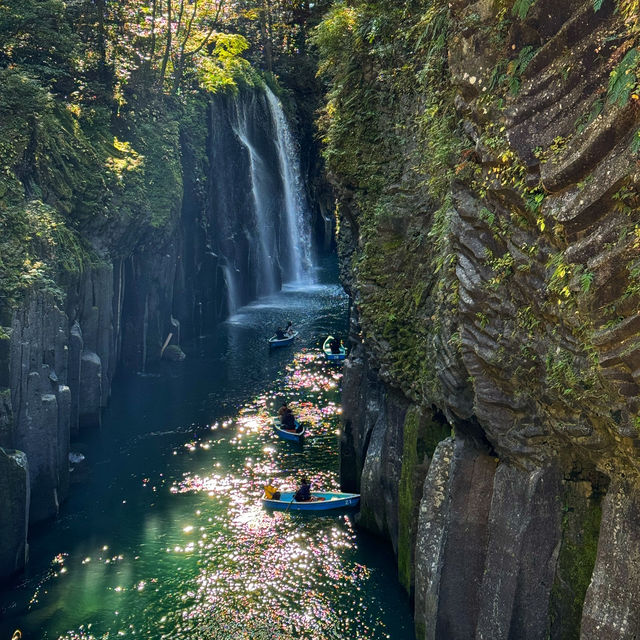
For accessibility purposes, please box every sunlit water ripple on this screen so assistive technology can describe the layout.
[0,260,415,640]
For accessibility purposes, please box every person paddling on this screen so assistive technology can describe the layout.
[285,320,294,336]
[294,476,311,502]
[281,407,297,431]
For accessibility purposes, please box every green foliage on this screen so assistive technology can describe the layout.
[545,346,599,400]
[618,0,640,36]
[507,45,536,95]
[312,5,358,78]
[511,0,536,19]
[398,408,450,594]
[0,0,81,91]
[547,253,573,300]
[0,0,313,320]
[593,0,605,10]
[0,200,88,305]
[133,114,183,231]
[607,47,639,106]
[575,98,604,134]
[196,33,258,94]
[549,484,603,639]
[314,0,464,398]
[580,270,594,293]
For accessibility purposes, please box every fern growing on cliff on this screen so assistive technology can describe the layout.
[607,48,639,105]
[507,45,536,94]
[512,0,536,19]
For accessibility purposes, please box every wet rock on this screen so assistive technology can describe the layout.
[68,321,83,436]
[327,0,640,634]
[0,448,29,582]
[79,351,102,429]
[435,438,497,638]
[581,478,640,639]
[9,295,70,524]
[162,344,186,362]
[0,388,11,448]
[414,438,454,640]
[476,463,562,639]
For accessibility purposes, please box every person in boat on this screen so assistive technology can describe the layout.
[294,476,311,502]
[285,321,294,336]
[275,327,286,340]
[281,407,297,431]
[278,402,289,419]
[330,336,342,354]
[264,483,281,500]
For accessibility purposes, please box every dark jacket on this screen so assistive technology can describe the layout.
[294,482,311,502]
[281,410,296,430]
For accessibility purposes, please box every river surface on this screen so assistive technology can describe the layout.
[0,260,415,640]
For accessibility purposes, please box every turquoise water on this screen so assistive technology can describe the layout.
[0,262,415,640]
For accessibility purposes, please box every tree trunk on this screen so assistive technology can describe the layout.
[159,0,173,87]
[260,0,273,72]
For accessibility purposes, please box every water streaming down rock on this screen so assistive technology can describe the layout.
[207,88,316,316]
[230,96,279,296]
[265,86,314,284]
[221,263,241,317]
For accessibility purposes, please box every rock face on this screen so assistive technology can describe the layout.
[319,0,640,636]
[0,448,29,580]
[0,86,322,583]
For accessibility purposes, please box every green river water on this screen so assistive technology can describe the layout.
[0,261,415,640]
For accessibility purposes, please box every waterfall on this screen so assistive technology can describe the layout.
[229,97,279,295]
[205,88,316,328]
[221,264,241,317]
[264,86,315,284]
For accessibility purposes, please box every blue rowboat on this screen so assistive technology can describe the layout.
[322,335,346,361]
[268,331,298,348]
[272,418,305,442]
[262,491,360,511]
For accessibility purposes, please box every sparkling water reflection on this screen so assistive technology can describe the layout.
[0,261,414,640]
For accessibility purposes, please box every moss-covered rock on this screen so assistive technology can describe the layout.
[319,0,640,635]
[397,406,450,594]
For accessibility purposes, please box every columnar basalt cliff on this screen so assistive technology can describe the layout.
[0,86,323,584]
[316,0,640,637]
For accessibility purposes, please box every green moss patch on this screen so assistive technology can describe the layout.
[397,406,450,594]
[548,479,604,639]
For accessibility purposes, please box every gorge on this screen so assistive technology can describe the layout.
[0,82,327,581]
[2,0,640,638]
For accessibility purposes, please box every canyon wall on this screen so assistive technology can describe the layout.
[0,86,322,583]
[317,0,640,637]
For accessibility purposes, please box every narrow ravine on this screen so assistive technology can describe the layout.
[0,259,414,640]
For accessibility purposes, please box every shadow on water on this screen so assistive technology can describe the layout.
[0,258,415,640]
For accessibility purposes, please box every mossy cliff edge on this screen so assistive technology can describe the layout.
[316,0,640,637]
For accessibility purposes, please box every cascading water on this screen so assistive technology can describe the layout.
[221,264,241,316]
[264,86,315,284]
[206,87,317,322]
[229,96,279,296]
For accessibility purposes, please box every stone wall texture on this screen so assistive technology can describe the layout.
[331,0,640,637]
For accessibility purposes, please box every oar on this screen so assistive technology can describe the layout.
[284,494,296,513]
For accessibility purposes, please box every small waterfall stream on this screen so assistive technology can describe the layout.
[230,96,279,296]
[265,86,314,284]
[221,264,241,317]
